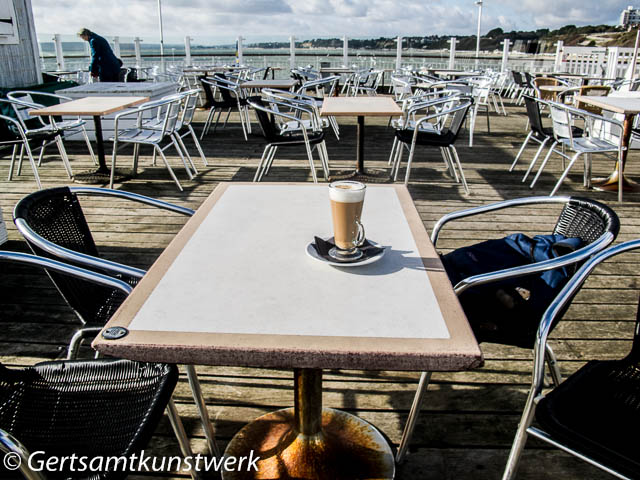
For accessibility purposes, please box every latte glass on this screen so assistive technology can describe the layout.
[328,181,366,260]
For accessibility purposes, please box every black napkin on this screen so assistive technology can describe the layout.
[313,236,384,263]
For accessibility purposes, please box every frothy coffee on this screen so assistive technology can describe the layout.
[329,181,366,251]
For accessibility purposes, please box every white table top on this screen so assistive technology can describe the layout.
[320,96,402,117]
[239,79,298,89]
[574,95,640,115]
[29,96,149,116]
[94,183,481,372]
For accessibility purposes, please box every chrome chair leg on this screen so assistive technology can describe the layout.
[261,145,278,179]
[396,371,433,464]
[450,147,470,194]
[187,125,208,167]
[185,365,221,459]
[510,132,532,172]
[522,138,550,183]
[253,145,271,182]
[67,327,103,359]
[529,141,558,189]
[166,398,200,480]
[155,145,184,191]
[544,343,562,387]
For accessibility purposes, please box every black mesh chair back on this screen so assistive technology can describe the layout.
[448,99,472,142]
[512,71,525,87]
[248,95,280,141]
[13,187,133,326]
[553,197,619,245]
[0,359,177,479]
[523,95,546,137]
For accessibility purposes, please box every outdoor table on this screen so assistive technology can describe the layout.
[93,182,482,480]
[29,96,148,183]
[433,70,479,80]
[574,94,640,201]
[538,85,573,101]
[320,96,402,183]
[239,79,298,90]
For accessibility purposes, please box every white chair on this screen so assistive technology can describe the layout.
[390,96,473,191]
[109,96,192,191]
[530,102,624,196]
[6,91,98,174]
[0,110,42,188]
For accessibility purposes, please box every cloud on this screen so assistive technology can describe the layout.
[30,0,627,43]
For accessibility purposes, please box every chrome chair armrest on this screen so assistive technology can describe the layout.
[0,428,46,480]
[0,251,133,294]
[12,220,147,279]
[430,196,571,246]
[68,187,195,216]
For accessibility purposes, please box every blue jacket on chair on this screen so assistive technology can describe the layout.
[88,33,123,82]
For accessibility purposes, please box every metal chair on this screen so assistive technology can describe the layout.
[509,96,552,179]
[247,96,329,183]
[502,238,640,480]
[110,96,192,191]
[0,250,195,480]
[396,196,620,464]
[7,91,97,166]
[391,96,473,191]
[12,186,220,461]
[0,112,42,188]
[530,101,624,195]
[143,89,207,172]
[200,74,251,141]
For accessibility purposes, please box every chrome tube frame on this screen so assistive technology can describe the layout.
[0,251,133,294]
[0,429,46,480]
[501,238,640,480]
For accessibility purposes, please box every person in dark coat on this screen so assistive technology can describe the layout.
[77,28,123,82]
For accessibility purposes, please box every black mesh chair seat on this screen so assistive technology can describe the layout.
[269,130,325,147]
[535,358,640,479]
[395,128,455,147]
[0,359,177,480]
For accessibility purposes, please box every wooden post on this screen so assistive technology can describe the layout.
[606,47,620,80]
[343,35,348,67]
[501,39,510,72]
[395,36,403,72]
[112,36,121,59]
[53,33,64,71]
[184,35,191,66]
[236,36,243,66]
[448,37,457,70]
[134,37,142,67]
[289,35,295,70]
[554,40,563,73]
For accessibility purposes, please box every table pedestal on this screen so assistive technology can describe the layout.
[590,113,640,201]
[330,116,391,184]
[73,115,130,184]
[222,369,395,480]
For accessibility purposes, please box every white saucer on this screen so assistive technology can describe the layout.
[306,238,386,267]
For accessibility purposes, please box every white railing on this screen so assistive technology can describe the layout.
[38,33,637,81]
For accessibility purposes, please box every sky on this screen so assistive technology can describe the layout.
[31,0,631,44]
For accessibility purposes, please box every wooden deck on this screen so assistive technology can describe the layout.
[1,101,639,479]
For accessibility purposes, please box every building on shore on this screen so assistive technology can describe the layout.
[620,5,640,28]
